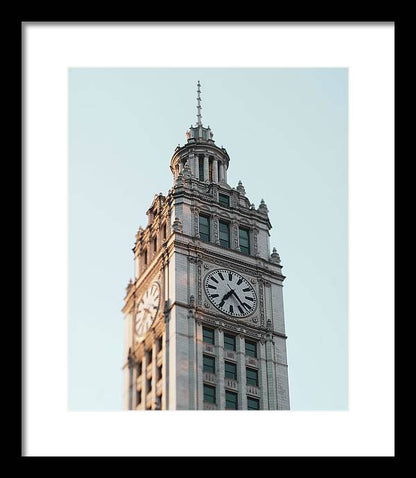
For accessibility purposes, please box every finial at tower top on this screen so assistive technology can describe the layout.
[196,80,202,126]
[185,81,214,144]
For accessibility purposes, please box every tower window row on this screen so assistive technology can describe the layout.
[203,354,258,386]
[201,325,261,409]
[203,384,260,410]
[198,215,251,255]
[203,326,258,357]
[135,335,164,410]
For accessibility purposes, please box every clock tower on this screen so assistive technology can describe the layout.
[122,82,290,410]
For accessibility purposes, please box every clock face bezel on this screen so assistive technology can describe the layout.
[135,281,161,340]
[204,268,257,318]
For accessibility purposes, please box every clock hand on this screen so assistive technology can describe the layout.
[226,284,238,300]
[230,289,246,307]
[219,288,234,306]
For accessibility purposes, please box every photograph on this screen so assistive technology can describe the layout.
[68,68,348,412]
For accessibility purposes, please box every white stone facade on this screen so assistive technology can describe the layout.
[122,93,290,410]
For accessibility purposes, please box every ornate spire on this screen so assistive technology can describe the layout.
[196,80,202,126]
[185,81,214,144]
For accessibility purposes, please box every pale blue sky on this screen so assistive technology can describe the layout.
[69,68,348,411]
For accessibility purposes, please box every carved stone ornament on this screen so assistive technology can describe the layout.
[172,217,183,233]
[253,228,259,255]
[197,262,203,305]
[236,180,246,196]
[232,221,239,249]
[270,247,281,264]
[182,161,192,180]
[126,278,133,293]
[258,199,269,215]
[200,315,263,340]
[258,279,265,327]
[201,254,258,279]
[193,207,200,238]
[175,172,183,187]
[213,215,219,244]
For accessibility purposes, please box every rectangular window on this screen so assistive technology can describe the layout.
[153,237,157,252]
[245,339,257,358]
[247,397,260,410]
[246,367,259,387]
[163,223,167,239]
[157,365,163,381]
[146,377,152,392]
[157,336,163,352]
[203,384,216,404]
[199,155,204,181]
[219,193,230,207]
[137,361,142,376]
[219,221,230,248]
[225,361,237,380]
[225,391,238,410]
[203,326,215,345]
[137,390,142,405]
[203,355,216,374]
[199,215,210,242]
[209,157,213,182]
[224,333,236,351]
[147,349,153,363]
[239,227,250,254]
[144,249,148,265]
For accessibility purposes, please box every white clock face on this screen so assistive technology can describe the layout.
[135,282,160,340]
[204,269,257,318]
